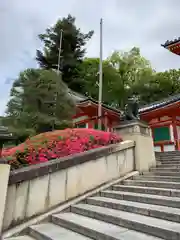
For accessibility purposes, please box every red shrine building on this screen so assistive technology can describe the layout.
[70,91,180,152]
[70,91,120,132]
[139,95,180,152]
[161,38,180,56]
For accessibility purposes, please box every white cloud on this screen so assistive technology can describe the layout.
[0,0,180,114]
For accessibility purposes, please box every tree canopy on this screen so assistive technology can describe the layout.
[4,69,75,141]
[77,48,155,108]
[78,48,180,108]
[77,57,120,103]
[36,14,94,93]
[35,14,180,109]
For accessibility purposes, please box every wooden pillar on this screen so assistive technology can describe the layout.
[107,119,112,132]
[161,144,164,152]
[151,126,154,141]
[172,116,179,150]
[88,120,93,128]
[104,112,108,131]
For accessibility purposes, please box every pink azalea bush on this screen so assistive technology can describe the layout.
[2,128,122,169]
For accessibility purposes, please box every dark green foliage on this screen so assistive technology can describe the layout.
[4,69,76,139]
[36,14,94,92]
[79,48,180,109]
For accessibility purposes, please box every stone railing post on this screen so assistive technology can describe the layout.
[114,120,156,172]
[0,160,10,236]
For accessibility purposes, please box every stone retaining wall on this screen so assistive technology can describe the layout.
[2,140,135,231]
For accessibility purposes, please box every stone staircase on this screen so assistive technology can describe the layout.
[5,151,180,240]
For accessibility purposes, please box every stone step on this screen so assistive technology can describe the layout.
[156,164,180,168]
[158,161,180,165]
[134,175,180,182]
[70,203,180,239]
[52,212,163,240]
[156,156,180,161]
[145,171,180,176]
[156,151,180,155]
[123,179,180,189]
[158,157,180,161]
[157,154,180,157]
[3,237,35,240]
[29,222,92,240]
[158,153,180,156]
[157,160,180,164]
[151,167,180,172]
[156,151,180,156]
[87,196,180,222]
[101,190,180,208]
[112,184,180,197]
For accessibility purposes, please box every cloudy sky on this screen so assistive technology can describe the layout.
[0,0,180,115]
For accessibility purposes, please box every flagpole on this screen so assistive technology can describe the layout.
[98,18,103,130]
[57,29,63,75]
[52,29,63,131]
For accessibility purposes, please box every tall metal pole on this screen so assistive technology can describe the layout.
[98,18,103,130]
[57,29,63,75]
[52,29,63,131]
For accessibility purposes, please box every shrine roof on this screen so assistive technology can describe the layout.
[68,90,121,114]
[161,38,180,47]
[139,94,180,113]
[68,90,88,102]
[69,90,180,115]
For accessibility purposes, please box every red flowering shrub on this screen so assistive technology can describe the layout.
[2,128,122,169]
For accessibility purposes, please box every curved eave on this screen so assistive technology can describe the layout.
[139,94,180,115]
[77,99,121,117]
[140,102,180,118]
[68,90,88,103]
[162,38,180,48]
[161,40,180,55]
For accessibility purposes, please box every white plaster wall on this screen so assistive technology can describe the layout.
[164,144,175,152]
[177,126,180,139]
[169,125,174,142]
[2,140,135,231]
[154,146,161,152]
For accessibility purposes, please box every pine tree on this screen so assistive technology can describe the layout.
[4,69,75,140]
[36,14,94,93]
